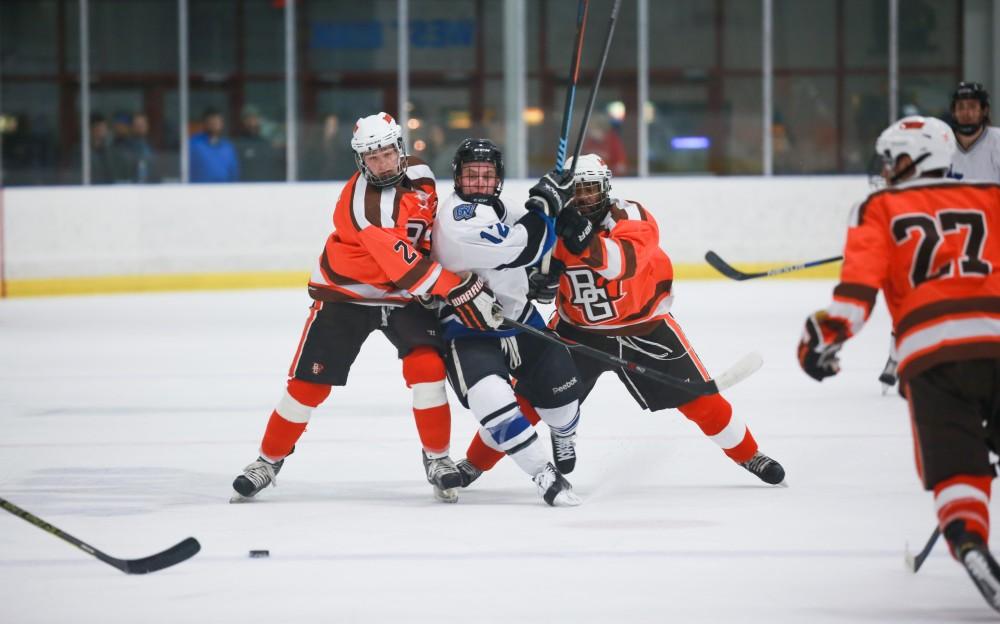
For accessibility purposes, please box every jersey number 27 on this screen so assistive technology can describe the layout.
[892,209,992,287]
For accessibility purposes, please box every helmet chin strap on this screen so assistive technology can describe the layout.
[889,153,931,185]
[955,122,984,137]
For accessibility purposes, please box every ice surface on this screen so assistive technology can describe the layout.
[1,282,995,623]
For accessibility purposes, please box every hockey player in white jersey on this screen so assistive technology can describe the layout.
[431,138,583,506]
[949,82,1000,182]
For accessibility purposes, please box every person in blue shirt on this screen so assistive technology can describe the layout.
[189,108,239,183]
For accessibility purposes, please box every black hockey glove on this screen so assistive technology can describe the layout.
[527,258,566,305]
[556,208,596,255]
[446,273,503,331]
[797,310,847,382]
[526,168,575,217]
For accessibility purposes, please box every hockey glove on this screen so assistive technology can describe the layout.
[797,310,848,382]
[526,169,575,217]
[527,258,566,305]
[556,208,596,255]
[446,273,503,331]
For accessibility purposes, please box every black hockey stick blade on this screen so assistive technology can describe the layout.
[905,526,941,573]
[502,317,762,395]
[1,496,200,574]
[705,250,843,281]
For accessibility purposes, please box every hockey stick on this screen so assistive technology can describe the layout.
[502,317,762,396]
[540,0,590,275]
[0,496,200,574]
[905,527,941,573]
[704,250,843,281]
[554,0,590,174]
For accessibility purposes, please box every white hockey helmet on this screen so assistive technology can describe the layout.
[351,112,407,187]
[566,153,613,224]
[873,116,956,185]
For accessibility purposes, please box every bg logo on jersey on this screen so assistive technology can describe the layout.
[566,269,617,322]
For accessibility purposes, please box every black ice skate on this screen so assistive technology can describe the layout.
[533,462,582,507]
[231,456,285,502]
[879,354,898,394]
[551,431,577,474]
[422,451,461,503]
[946,521,1000,614]
[456,459,483,488]
[740,451,786,486]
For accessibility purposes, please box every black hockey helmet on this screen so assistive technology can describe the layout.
[950,82,991,135]
[452,138,504,204]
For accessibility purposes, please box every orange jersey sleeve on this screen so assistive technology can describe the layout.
[824,180,1000,379]
[553,199,674,332]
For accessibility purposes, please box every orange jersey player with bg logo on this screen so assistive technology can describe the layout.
[455,154,787,488]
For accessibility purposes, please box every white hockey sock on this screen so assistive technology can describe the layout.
[536,400,580,436]
[507,439,549,477]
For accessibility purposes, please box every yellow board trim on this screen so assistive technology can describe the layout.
[2,262,840,298]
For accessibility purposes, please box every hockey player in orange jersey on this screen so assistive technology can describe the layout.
[797,115,1000,613]
[231,113,502,503]
[456,154,786,487]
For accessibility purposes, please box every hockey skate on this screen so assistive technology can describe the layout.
[946,522,1000,614]
[231,456,285,502]
[422,451,462,503]
[533,462,582,507]
[879,354,898,394]
[740,451,786,486]
[456,459,483,488]
[551,431,577,474]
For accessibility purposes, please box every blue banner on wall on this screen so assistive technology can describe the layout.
[311,19,475,50]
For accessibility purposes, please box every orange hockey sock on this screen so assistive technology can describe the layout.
[678,394,758,463]
[935,474,992,557]
[259,378,330,462]
[403,347,451,457]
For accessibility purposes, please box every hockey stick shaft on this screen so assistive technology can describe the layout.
[502,317,762,395]
[542,0,590,275]
[704,250,843,281]
[554,0,590,174]
[0,496,200,574]
[544,0,621,274]
[567,0,622,175]
[906,526,941,573]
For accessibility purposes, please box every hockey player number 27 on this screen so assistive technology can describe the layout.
[891,209,992,286]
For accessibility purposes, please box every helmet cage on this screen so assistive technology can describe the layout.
[351,113,407,187]
[452,138,504,204]
[568,154,613,225]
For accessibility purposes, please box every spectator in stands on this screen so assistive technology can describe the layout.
[582,113,627,175]
[89,113,125,184]
[128,112,158,183]
[301,113,356,181]
[189,107,239,183]
[233,105,283,181]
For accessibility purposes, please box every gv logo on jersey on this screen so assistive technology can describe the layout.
[453,203,477,221]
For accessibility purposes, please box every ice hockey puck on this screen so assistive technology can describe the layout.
[249,550,270,558]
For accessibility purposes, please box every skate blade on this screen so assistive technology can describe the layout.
[551,490,583,507]
[433,487,458,503]
[229,492,257,503]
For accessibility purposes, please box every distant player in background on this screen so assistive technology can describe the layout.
[949,82,1000,183]
[797,115,1000,613]
[231,113,502,503]
[459,154,786,487]
[431,138,582,506]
